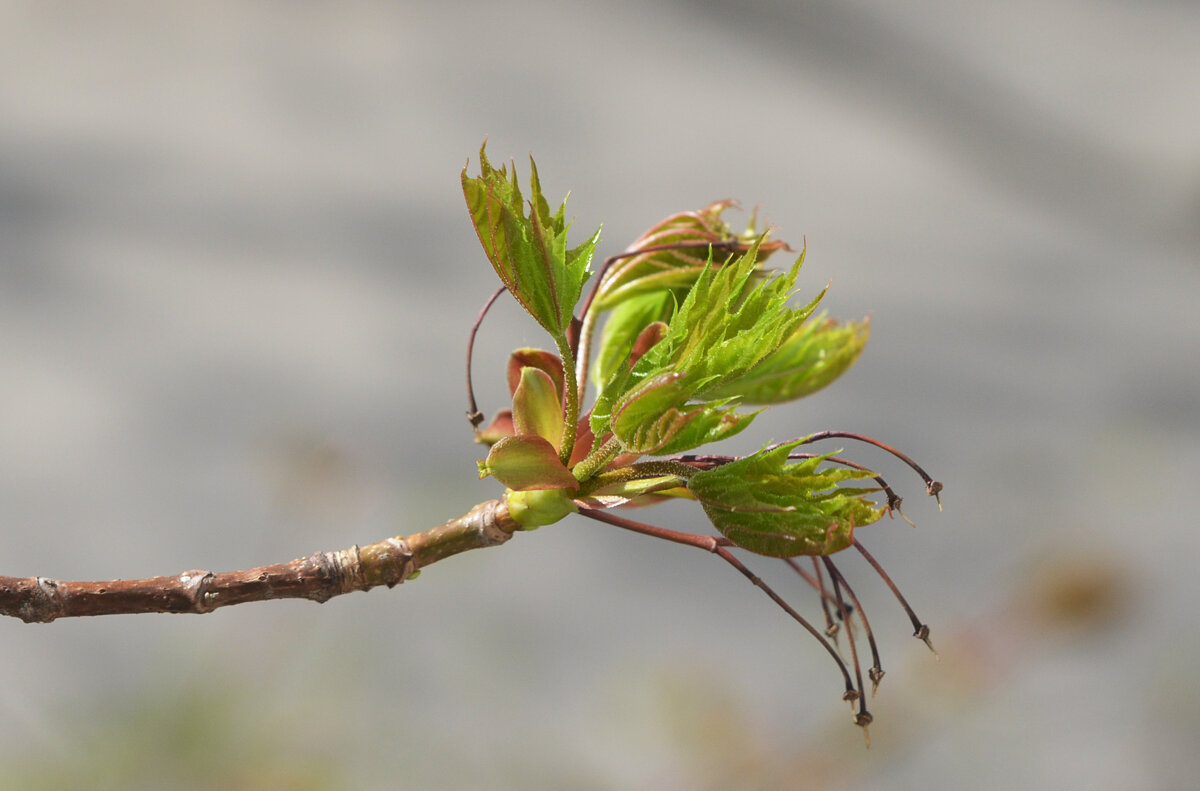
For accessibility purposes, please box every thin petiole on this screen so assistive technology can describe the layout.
[772,431,944,510]
[803,557,841,643]
[780,556,859,643]
[854,540,938,659]
[824,558,869,729]
[785,452,909,522]
[578,507,861,704]
[465,285,508,428]
[822,557,884,696]
[555,335,580,466]
[674,450,913,525]
[571,435,624,482]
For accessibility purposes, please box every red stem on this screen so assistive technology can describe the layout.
[465,285,508,427]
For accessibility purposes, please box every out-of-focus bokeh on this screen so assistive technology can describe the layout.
[2,2,1197,788]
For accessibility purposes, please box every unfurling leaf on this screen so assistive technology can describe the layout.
[591,242,820,453]
[592,200,791,312]
[687,441,885,557]
[462,144,600,339]
[707,315,870,404]
[608,372,755,455]
[590,291,673,395]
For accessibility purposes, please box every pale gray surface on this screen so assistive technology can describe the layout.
[2,1,1198,788]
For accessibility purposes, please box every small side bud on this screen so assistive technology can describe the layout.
[505,488,578,529]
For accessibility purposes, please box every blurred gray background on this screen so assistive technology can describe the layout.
[2,1,1198,789]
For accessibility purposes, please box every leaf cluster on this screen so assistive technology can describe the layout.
[590,244,824,455]
[463,147,881,553]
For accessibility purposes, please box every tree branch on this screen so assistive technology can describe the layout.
[0,499,518,623]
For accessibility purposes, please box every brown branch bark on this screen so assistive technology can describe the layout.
[0,499,518,623]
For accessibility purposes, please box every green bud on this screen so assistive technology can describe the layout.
[506,487,578,529]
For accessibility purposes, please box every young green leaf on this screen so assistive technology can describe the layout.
[600,369,758,454]
[706,315,870,404]
[636,245,816,391]
[592,200,791,312]
[589,290,674,396]
[687,441,885,557]
[462,144,600,339]
[591,243,820,454]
